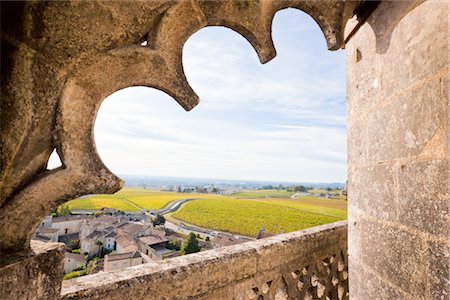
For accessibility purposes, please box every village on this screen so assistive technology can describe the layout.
[32,208,272,279]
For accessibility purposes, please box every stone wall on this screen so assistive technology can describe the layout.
[346,1,449,299]
[61,221,348,300]
[0,241,65,300]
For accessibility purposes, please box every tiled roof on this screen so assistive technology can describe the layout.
[38,228,59,234]
[107,251,142,261]
[65,252,87,263]
[52,215,92,223]
[105,231,117,238]
[86,230,109,240]
[138,235,168,246]
[117,222,146,235]
[33,234,51,242]
[115,234,138,252]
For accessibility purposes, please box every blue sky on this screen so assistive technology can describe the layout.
[51,9,347,183]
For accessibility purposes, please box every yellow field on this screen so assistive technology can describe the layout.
[231,189,293,199]
[171,197,346,237]
[62,189,224,211]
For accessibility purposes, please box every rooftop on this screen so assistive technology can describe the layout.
[65,252,87,263]
[117,222,147,235]
[138,235,169,246]
[86,230,110,240]
[52,215,92,223]
[38,228,59,234]
[106,251,142,262]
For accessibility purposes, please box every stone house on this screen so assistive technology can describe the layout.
[138,235,171,260]
[64,252,87,274]
[80,230,109,258]
[51,215,92,236]
[34,228,59,243]
[104,231,117,252]
[115,233,139,254]
[103,251,144,272]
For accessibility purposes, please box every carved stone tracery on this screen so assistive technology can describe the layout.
[0,0,360,253]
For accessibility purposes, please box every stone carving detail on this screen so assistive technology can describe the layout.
[246,250,349,300]
[287,250,349,300]
[247,280,276,299]
[0,0,360,253]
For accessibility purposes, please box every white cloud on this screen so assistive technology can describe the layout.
[89,9,347,183]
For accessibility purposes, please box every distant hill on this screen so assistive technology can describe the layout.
[120,174,345,190]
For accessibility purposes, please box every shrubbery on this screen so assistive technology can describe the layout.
[181,232,200,255]
[63,270,84,280]
[166,239,181,251]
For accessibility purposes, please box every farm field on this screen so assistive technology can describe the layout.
[61,188,347,237]
[171,197,346,237]
[61,188,222,212]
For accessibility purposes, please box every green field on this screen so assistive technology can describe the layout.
[171,197,346,237]
[61,188,347,237]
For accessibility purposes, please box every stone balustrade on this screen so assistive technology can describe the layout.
[61,221,348,300]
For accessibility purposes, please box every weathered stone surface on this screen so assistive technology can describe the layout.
[349,159,449,238]
[347,1,449,298]
[348,163,397,220]
[427,240,450,300]
[374,0,449,99]
[0,241,65,300]
[360,219,427,296]
[0,0,360,254]
[349,77,445,165]
[349,262,406,300]
[396,159,449,238]
[61,222,348,300]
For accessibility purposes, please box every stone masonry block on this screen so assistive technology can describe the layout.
[0,241,65,300]
[377,1,449,100]
[348,163,396,221]
[360,219,427,297]
[396,159,449,238]
[349,261,405,300]
[349,77,444,164]
[428,240,450,300]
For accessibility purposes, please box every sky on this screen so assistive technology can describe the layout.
[49,9,347,183]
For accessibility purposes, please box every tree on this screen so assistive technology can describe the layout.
[181,232,200,255]
[166,239,181,251]
[152,215,166,226]
[293,185,306,192]
[57,205,71,216]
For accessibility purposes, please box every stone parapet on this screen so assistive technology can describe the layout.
[0,241,65,300]
[61,221,348,300]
